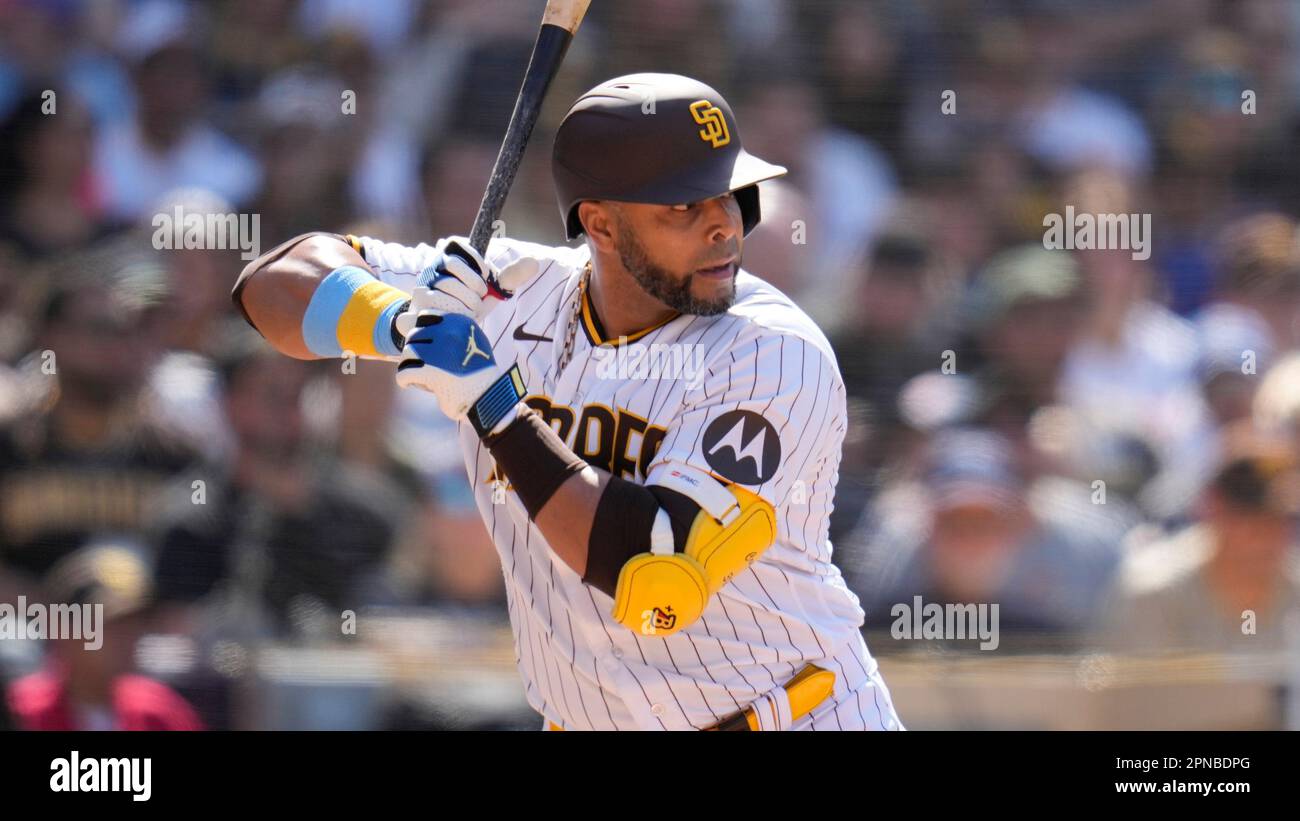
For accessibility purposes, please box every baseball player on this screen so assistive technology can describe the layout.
[232,73,903,731]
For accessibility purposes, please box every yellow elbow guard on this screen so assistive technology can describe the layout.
[611,465,777,637]
[611,553,709,637]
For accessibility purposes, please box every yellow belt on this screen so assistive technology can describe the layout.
[546,663,835,731]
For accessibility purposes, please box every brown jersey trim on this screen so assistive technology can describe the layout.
[580,286,680,347]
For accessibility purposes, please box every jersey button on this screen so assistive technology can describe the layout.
[650,703,665,716]
[612,647,624,659]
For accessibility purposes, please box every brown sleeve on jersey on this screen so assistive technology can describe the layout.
[230,231,351,333]
[484,406,703,596]
[483,406,589,518]
[581,482,702,598]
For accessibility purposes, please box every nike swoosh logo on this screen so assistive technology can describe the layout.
[513,325,553,343]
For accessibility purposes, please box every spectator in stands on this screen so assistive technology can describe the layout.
[0,240,194,584]
[1206,213,1300,353]
[0,89,119,260]
[737,71,898,332]
[842,428,1124,640]
[829,229,955,538]
[912,244,1084,441]
[95,0,260,220]
[152,323,403,637]
[6,539,204,730]
[1098,422,1300,654]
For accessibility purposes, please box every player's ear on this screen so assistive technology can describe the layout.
[580,201,616,253]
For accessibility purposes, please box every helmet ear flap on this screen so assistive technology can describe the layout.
[566,203,585,240]
[734,184,761,236]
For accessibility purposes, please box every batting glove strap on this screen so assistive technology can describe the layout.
[468,364,527,439]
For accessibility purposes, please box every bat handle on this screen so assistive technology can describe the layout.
[466,23,576,258]
[543,0,591,34]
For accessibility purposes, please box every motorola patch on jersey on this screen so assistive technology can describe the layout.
[701,410,780,485]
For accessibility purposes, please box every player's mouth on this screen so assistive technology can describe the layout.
[694,258,737,280]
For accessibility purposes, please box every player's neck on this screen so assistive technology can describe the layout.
[588,260,678,340]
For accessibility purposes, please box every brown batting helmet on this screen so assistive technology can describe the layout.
[552,73,787,241]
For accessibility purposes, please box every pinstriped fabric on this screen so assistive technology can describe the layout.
[359,234,900,731]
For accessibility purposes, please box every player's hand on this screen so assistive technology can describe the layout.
[395,310,509,421]
[394,237,537,337]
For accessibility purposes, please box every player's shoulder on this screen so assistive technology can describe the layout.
[720,269,841,375]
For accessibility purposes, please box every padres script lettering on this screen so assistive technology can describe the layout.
[487,396,667,487]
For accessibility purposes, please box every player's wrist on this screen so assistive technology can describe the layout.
[302,265,411,359]
[467,363,528,439]
[387,299,411,348]
[487,399,526,437]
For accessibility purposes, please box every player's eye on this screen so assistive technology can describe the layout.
[671,202,696,212]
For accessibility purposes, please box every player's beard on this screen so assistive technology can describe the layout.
[615,221,737,316]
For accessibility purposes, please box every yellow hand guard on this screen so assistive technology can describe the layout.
[611,464,776,637]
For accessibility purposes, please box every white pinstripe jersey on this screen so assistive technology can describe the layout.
[354,234,902,731]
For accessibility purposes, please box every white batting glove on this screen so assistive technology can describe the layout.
[394,237,538,338]
[395,309,525,437]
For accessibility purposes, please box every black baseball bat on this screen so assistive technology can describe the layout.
[465,0,592,297]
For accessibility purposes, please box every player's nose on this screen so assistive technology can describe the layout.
[702,193,741,245]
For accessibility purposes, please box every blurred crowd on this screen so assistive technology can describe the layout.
[2,0,1300,730]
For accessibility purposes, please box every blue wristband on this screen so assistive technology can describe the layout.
[468,364,526,439]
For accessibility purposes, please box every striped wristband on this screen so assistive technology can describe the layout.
[301,265,410,359]
[468,364,527,439]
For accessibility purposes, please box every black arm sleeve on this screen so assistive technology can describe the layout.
[581,479,702,597]
[483,407,704,597]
